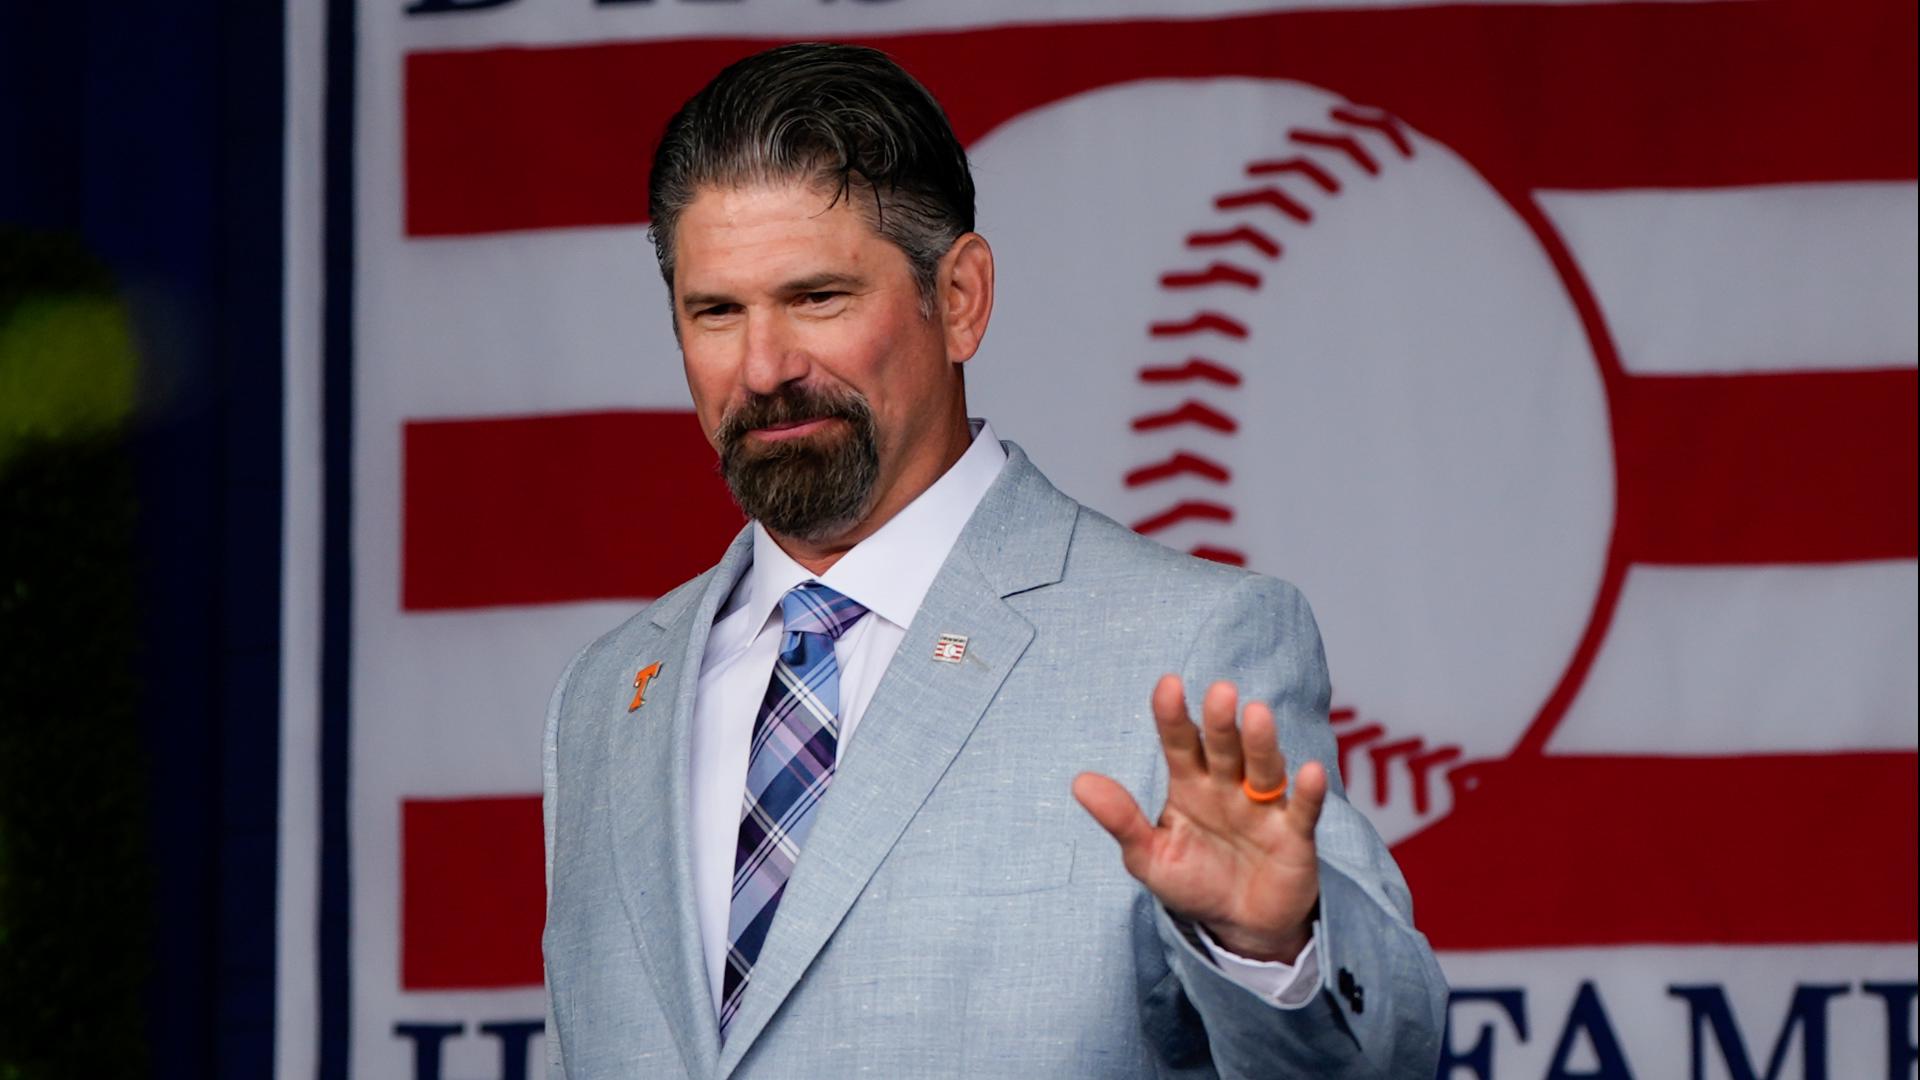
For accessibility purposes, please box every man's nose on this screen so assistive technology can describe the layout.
[740,311,809,395]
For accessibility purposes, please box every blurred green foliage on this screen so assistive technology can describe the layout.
[0,227,150,1079]
[0,295,137,472]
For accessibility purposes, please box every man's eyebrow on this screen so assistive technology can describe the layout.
[779,272,865,294]
[678,289,736,311]
[677,273,866,312]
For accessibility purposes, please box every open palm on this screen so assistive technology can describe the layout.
[1073,675,1326,962]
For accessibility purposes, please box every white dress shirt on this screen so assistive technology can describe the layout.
[689,420,1319,1017]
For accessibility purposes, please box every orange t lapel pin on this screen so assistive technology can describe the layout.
[629,661,663,712]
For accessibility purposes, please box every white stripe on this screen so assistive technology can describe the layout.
[358,603,634,795]
[380,188,1919,418]
[368,227,688,420]
[277,0,326,1074]
[1551,562,1918,754]
[384,0,1651,53]
[1537,183,1919,374]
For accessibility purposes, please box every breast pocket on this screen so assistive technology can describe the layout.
[878,839,1076,899]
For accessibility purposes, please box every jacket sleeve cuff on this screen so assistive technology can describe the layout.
[1194,922,1322,1009]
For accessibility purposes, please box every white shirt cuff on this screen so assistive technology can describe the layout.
[1194,923,1321,1009]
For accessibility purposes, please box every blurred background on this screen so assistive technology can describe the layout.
[1,2,1914,1078]
[2,3,283,1078]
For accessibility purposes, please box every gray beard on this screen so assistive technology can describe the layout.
[716,387,881,543]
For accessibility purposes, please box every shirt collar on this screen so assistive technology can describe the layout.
[743,418,1008,631]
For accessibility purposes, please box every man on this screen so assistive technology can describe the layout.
[542,43,1445,1078]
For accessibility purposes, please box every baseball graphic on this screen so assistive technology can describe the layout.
[970,80,1616,844]
[334,13,1916,1073]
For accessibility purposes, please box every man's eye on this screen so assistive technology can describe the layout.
[695,303,739,319]
[800,292,844,306]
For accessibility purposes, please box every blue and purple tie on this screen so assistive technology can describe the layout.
[720,581,868,1037]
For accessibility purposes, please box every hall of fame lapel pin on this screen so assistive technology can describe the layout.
[628,660,663,712]
[932,634,968,664]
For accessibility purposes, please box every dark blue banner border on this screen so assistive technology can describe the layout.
[319,0,358,1074]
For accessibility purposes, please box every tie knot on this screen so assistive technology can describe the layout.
[779,581,868,640]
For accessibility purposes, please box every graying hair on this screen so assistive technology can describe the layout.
[648,43,976,315]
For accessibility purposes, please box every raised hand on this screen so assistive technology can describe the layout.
[1072,674,1326,962]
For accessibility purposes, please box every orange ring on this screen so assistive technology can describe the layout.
[1242,777,1286,804]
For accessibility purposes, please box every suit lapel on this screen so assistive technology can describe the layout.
[715,446,1077,1076]
[605,527,753,1080]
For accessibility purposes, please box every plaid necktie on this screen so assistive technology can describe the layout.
[720,581,868,1037]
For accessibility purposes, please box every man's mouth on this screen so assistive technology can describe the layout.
[747,416,839,441]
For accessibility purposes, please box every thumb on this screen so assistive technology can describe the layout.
[1073,772,1158,875]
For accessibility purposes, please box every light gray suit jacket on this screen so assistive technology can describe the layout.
[542,444,1446,1078]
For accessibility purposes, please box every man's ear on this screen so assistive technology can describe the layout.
[937,233,995,364]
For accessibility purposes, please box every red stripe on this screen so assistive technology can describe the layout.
[1392,752,1920,949]
[397,373,1919,609]
[402,796,544,989]
[406,2,1917,236]
[399,752,1920,977]
[403,411,743,610]
[1613,369,1919,564]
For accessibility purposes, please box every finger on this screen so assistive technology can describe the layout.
[1072,772,1159,878]
[1286,760,1329,834]
[1152,674,1206,781]
[1240,699,1286,798]
[1202,681,1244,785]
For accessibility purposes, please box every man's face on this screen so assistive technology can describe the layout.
[672,181,965,543]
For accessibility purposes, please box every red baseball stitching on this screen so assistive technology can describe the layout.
[1131,400,1237,433]
[1188,546,1247,567]
[1186,225,1283,260]
[1133,102,1416,561]
[1288,129,1379,175]
[1160,263,1263,290]
[1330,707,1464,815]
[1367,738,1425,806]
[1329,105,1414,159]
[1214,186,1315,224]
[1131,500,1233,535]
[1130,103,1464,814]
[1138,359,1242,385]
[1245,156,1342,193]
[1148,312,1250,339]
[1406,746,1464,815]
[1334,720,1387,782]
[1125,451,1231,487]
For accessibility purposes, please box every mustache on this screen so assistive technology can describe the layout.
[715,384,872,449]
[713,382,882,541]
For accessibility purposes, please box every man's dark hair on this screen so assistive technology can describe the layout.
[648,42,975,313]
